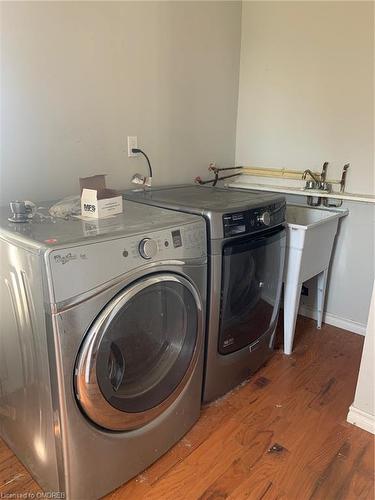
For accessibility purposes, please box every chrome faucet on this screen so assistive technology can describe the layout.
[302,169,320,183]
[303,169,322,206]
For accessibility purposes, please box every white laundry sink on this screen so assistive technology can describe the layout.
[283,204,348,354]
[287,205,343,227]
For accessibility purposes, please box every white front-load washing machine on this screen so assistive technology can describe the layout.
[0,201,207,499]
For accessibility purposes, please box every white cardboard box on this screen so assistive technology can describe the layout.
[80,175,123,219]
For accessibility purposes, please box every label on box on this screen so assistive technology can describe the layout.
[81,188,123,219]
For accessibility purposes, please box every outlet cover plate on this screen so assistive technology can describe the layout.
[127,136,138,157]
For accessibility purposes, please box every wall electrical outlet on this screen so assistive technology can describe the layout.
[127,136,138,157]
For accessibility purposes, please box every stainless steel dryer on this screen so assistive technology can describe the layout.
[123,185,286,402]
[0,201,207,499]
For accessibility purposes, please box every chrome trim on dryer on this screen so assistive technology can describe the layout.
[75,273,204,431]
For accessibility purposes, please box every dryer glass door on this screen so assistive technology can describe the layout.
[75,273,202,431]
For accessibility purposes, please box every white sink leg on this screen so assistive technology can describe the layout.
[283,280,302,355]
[317,268,328,329]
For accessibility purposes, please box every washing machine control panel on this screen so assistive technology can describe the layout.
[223,200,286,237]
[48,221,207,303]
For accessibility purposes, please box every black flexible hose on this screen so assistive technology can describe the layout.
[132,148,153,179]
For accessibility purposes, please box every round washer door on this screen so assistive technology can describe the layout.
[75,273,203,431]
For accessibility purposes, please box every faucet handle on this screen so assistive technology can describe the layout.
[320,162,329,182]
[340,163,350,193]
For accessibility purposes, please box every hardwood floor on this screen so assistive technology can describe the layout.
[0,316,373,499]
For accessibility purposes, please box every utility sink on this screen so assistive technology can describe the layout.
[283,204,348,354]
[286,205,344,228]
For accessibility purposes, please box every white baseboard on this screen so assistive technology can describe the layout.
[298,305,366,336]
[347,405,375,434]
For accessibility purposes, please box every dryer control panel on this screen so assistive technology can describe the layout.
[47,220,206,304]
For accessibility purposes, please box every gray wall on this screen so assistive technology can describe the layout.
[236,1,374,195]
[235,1,374,329]
[0,1,241,203]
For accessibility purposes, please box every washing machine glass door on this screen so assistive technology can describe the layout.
[219,225,286,354]
[75,273,202,431]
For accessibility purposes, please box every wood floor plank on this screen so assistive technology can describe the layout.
[0,316,373,500]
[137,417,248,500]
[308,435,371,500]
